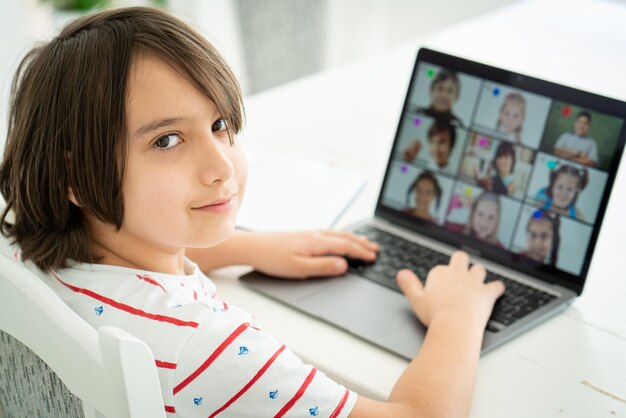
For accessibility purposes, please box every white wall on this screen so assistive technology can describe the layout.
[0,0,525,153]
[323,0,521,69]
[0,1,28,159]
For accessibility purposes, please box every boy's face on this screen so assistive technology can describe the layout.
[430,79,459,113]
[526,219,553,262]
[414,179,436,208]
[574,115,590,136]
[429,131,452,167]
[112,54,247,258]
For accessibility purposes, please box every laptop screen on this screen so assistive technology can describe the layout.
[377,48,626,292]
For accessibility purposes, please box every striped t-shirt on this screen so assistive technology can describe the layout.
[39,258,356,417]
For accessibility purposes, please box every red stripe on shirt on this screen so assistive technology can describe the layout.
[173,322,250,395]
[329,389,350,418]
[50,271,199,328]
[136,274,167,293]
[274,367,317,418]
[209,344,287,417]
[193,290,198,300]
[155,360,177,369]
[165,405,176,413]
[223,301,229,310]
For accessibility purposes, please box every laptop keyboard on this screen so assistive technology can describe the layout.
[350,225,558,332]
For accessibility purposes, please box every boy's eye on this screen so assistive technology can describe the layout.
[212,118,228,132]
[154,133,182,151]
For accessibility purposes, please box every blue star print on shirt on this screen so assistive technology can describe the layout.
[94,306,103,316]
[309,406,319,416]
[269,389,278,399]
[238,346,249,355]
[193,397,203,406]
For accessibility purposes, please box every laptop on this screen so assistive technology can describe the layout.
[240,48,626,358]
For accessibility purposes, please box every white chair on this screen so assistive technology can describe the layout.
[0,248,166,418]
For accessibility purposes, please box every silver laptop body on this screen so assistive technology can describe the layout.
[241,48,626,358]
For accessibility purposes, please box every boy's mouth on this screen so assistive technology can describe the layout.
[192,193,237,210]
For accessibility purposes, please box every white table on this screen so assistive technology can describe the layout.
[211,0,626,416]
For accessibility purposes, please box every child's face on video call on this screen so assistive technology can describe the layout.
[551,173,578,209]
[499,102,524,133]
[574,115,590,136]
[415,179,436,208]
[430,79,459,112]
[526,219,553,261]
[495,153,513,177]
[122,54,247,250]
[471,200,498,240]
[429,132,452,167]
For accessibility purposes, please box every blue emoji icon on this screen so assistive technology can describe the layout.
[95,306,103,316]
[269,389,278,399]
[193,397,203,406]
[309,406,319,416]
[492,87,500,96]
[238,346,249,356]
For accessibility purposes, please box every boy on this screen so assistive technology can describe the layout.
[416,69,464,126]
[553,111,598,167]
[0,7,503,417]
[403,120,457,172]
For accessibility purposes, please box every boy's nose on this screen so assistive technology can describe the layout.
[197,136,235,185]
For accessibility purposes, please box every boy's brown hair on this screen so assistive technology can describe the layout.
[430,69,460,92]
[0,7,244,271]
[427,120,457,150]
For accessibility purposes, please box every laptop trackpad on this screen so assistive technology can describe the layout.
[297,275,416,340]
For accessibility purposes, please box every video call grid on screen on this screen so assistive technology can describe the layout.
[381,55,625,280]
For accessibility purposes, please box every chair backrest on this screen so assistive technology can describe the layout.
[0,252,166,418]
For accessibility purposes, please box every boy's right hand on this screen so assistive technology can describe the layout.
[396,251,504,328]
[402,140,422,163]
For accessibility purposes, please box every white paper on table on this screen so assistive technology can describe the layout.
[236,151,366,232]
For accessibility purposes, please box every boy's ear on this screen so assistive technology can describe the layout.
[64,151,81,207]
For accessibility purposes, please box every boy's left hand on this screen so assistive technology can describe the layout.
[248,230,379,279]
